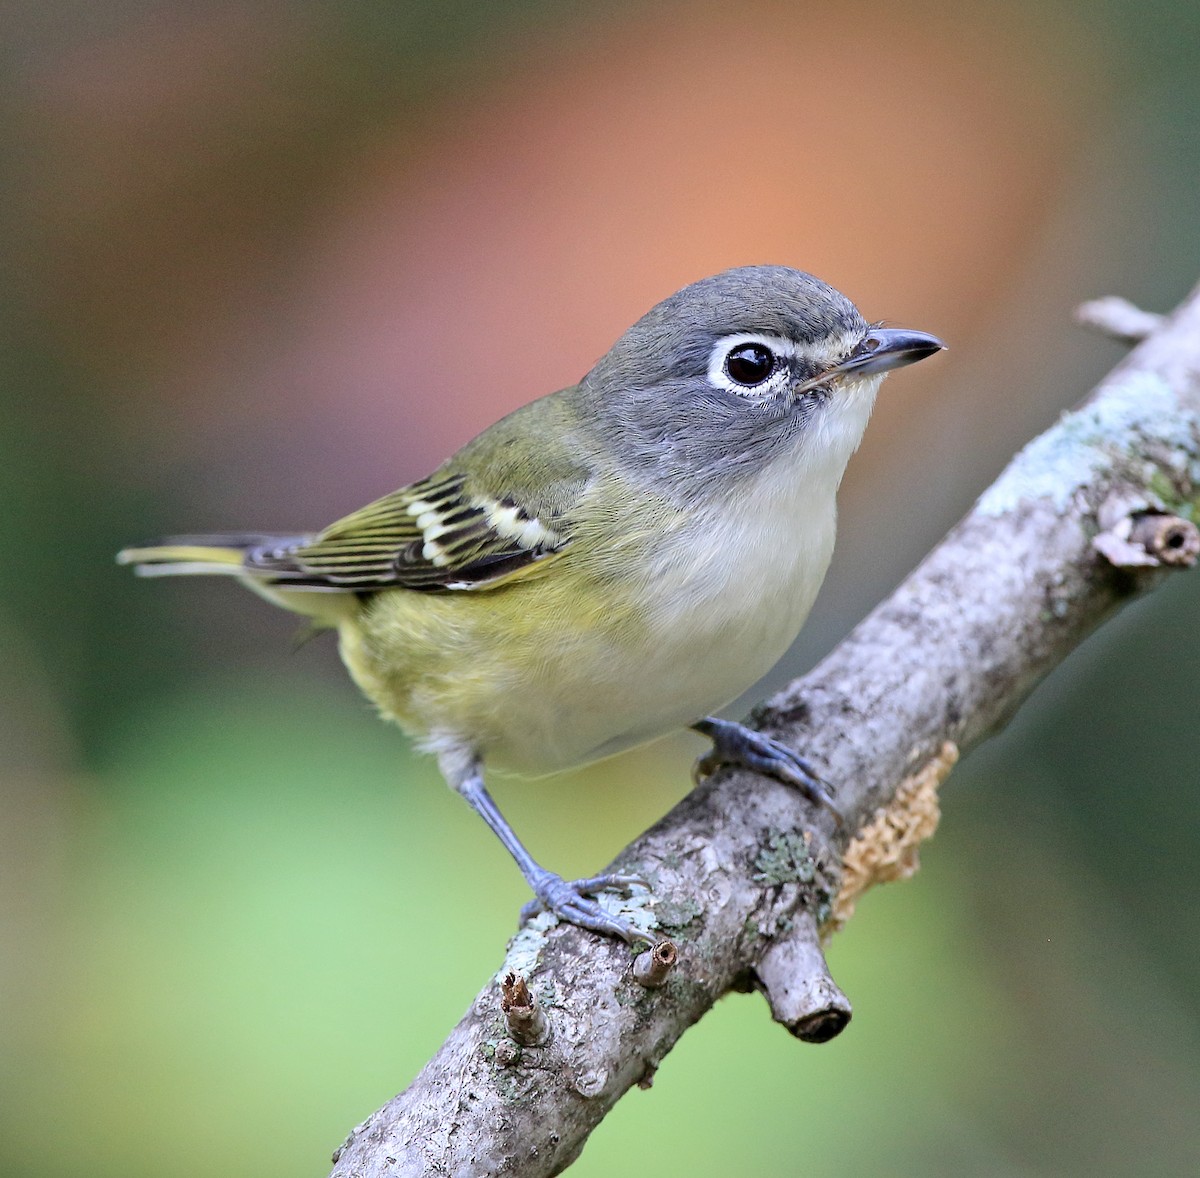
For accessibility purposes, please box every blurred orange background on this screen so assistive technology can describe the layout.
[3,2,1199,1175]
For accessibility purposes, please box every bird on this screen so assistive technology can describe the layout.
[119,265,943,945]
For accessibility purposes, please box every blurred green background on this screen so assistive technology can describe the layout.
[3,1,1200,1174]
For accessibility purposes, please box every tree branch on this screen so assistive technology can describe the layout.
[329,280,1200,1177]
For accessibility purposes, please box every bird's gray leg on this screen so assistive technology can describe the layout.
[692,716,843,826]
[438,750,649,944]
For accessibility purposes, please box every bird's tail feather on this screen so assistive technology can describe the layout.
[117,534,307,577]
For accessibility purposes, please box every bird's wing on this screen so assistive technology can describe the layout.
[245,470,574,592]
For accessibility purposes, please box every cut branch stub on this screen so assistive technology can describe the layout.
[754,911,852,1042]
[500,971,548,1047]
[1075,295,1165,343]
[631,939,678,988]
[1094,510,1200,569]
[1129,512,1200,567]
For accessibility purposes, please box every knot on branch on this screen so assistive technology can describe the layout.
[825,742,955,937]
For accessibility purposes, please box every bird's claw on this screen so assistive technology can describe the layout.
[693,717,844,826]
[520,871,650,945]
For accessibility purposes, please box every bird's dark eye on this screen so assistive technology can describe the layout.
[725,342,777,386]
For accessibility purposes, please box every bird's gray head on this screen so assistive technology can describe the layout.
[577,265,943,500]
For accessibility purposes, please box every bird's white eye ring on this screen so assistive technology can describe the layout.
[706,332,796,398]
[725,342,777,385]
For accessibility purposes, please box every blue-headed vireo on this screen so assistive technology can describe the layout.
[120,266,943,944]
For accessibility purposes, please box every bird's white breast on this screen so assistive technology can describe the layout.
[624,452,838,736]
[491,446,842,773]
[475,375,879,775]
[619,375,881,734]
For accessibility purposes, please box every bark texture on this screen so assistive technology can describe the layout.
[329,281,1200,1177]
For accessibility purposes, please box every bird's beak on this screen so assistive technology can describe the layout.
[835,328,945,377]
[792,328,944,397]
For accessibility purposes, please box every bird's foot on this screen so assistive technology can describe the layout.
[519,870,651,944]
[693,717,843,826]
